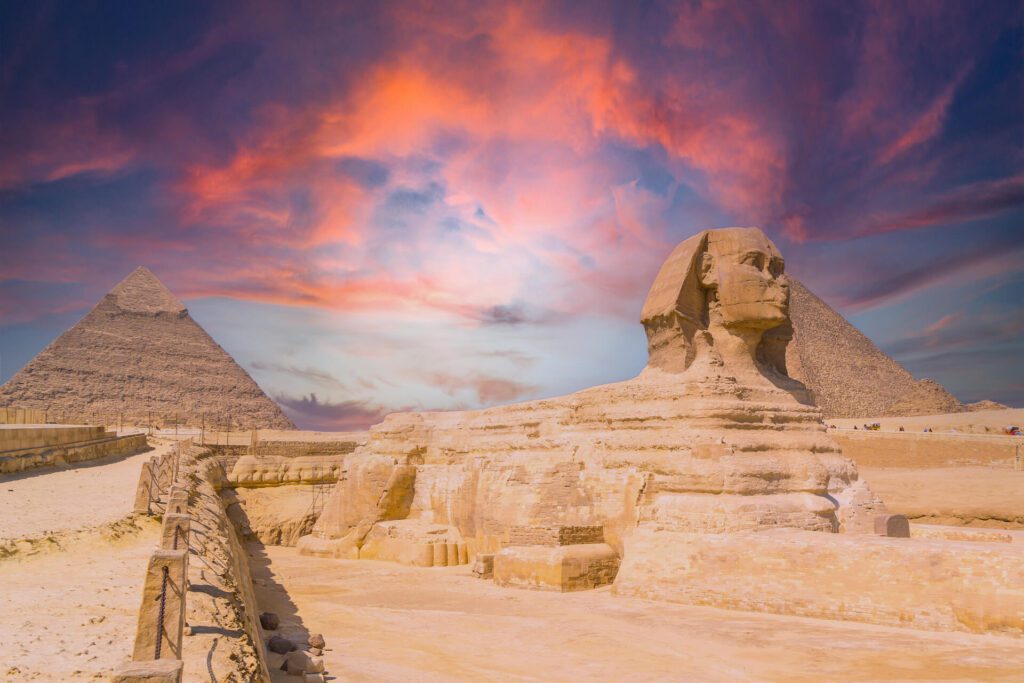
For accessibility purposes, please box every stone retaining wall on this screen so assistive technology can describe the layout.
[116,442,270,681]
[832,431,1019,468]
[614,527,1024,636]
[0,431,149,474]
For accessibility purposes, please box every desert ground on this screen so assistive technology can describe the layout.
[832,408,1024,434]
[862,465,1024,527]
[248,543,1024,683]
[0,442,171,681]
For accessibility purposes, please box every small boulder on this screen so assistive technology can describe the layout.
[303,674,325,683]
[308,647,322,656]
[286,650,324,675]
[308,633,325,649]
[260,612,280,630]
[268,635,294,654]
[471,553,495,579]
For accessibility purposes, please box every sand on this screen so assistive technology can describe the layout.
[0,441,172,680]
[862,465,1024,527]
[0,443,165,542]
[249,544,1024,682]
[0,520,159,681]
[833,408,1024,434]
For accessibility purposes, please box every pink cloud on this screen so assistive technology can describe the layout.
[876,68,968,166]
[924,312,964,335]
[425,371,539,405]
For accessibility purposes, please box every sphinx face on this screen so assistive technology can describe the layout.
[704,228,789,330]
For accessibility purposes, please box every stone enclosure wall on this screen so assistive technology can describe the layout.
[615,527,1024,636]
[832,431,1019,468]
[0,425,149,474]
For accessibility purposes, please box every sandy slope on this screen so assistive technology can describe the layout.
[250,544,1024,683]
[0,440,172,681]
[0,444,162,542]
[0,519,159,681]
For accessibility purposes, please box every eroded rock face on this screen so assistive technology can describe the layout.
[300,228,881,562]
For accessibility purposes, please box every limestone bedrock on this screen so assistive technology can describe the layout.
[299,228,880,563]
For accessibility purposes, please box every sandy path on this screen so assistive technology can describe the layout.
[250,544,1024,682]
[0,441,166,542]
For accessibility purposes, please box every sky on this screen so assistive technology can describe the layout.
[1,0,1021,430]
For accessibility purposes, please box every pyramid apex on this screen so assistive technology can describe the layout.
[107,266,186,314]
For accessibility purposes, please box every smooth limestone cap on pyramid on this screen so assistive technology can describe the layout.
[0,266,294,429]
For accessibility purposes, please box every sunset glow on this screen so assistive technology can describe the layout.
[1,1,1021,428]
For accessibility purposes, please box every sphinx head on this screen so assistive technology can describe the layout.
[701,228,789,330]
[641,227,792,374]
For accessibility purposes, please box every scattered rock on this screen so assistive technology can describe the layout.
[260,612,280,630]
[268,635,294,654]
[303,674,325,683]
[471,553,495,579]
[308,633,325,649]
[286,650,324,675]
[308,647,322,656]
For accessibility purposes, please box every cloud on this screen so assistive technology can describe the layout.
[250,361,346,390]
[1,1,1021,414]
[923,312,964,336]
[425,371,538,405]
[275,392,393,431]
[478,349,538,369]
[858,175,1024,237]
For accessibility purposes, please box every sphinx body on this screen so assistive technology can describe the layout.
[300,228,883,566]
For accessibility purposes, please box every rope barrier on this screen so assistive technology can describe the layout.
[154,565,169,659]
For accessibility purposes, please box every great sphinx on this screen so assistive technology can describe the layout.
[298,227,886,585]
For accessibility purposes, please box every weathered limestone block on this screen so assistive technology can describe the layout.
[874,514,910,538]
[834,480,889,534]
[494,544,621,592]
[160,513,190,552]
[132,549,187,661]
[133,461,156,513]
[472,553,495,579]
[110,659,183,683]
[614,526,1024,635]
[165,486,188,515]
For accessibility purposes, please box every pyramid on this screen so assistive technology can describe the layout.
[0,267,295,429]
[785,277,962,418]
